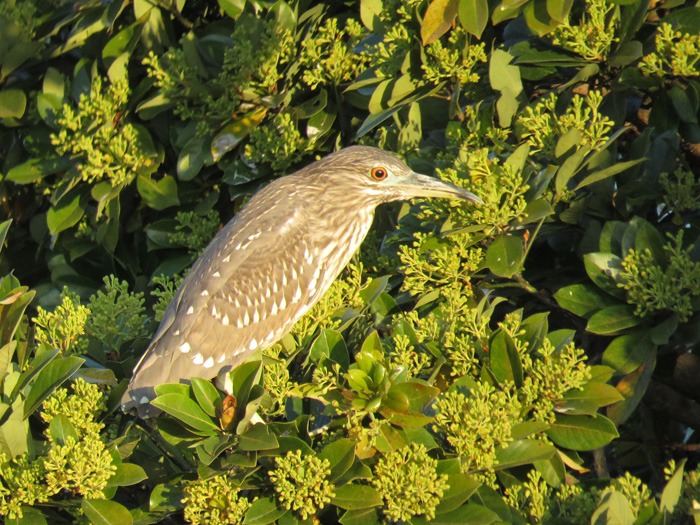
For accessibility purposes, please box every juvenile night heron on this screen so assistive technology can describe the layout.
[122,146,481,415]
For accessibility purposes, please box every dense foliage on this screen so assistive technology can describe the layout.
[1,0,699,523]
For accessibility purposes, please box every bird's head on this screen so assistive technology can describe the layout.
[305,146,483,206]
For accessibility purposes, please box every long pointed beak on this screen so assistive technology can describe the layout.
[398,172,483,203]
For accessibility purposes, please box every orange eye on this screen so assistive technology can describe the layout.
[371,167,388,181]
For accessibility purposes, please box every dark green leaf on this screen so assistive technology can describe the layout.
[574,159,646,190]
[23,356,84,419]
[319,438,356,481]
[545,414,619,451]
[244,497,287,525]
[484,235,524,277]
[602,331,656,374]
[586,304,641,335]
[177,136,208,181]
[238,423,279,451]
[47,190,84,236]
[554,283,619,318]
[106,463,148,488]
[435,473,481,514]
[583,252,626,300]
[150,393,219,434]
[190,377,221,418]
[607,352,655,425]
[6,157,71,184]
[137,174,179,210]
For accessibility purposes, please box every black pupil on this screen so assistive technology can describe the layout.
[374,169,385,179]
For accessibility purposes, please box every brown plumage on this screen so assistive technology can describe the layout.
[122,146,481,416]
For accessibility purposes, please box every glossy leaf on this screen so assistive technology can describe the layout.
[586,304,641,335]
[602,331,656,374]
[554,283,618,318]
[150,393,220,434]
[484,235,524,277]
[23,356,84,419]
[546,414,619,451]
[81,499,133,525]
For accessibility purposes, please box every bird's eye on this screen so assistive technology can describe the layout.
[371,166,388,181]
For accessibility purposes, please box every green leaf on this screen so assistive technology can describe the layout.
[602,331,656,374]
[23,356,84,419]
[489,49,523,96]
[494,438,556,469]
[5,157,71,184]
[150,482,185,513]
[0,89,27,118]
[244,497,287,525]
[421,0,460,45]
[631,216,667,267]
[560,382,624,413]
[211,107,267,162]
[590,490,635,525]
[546,0,572,22]
[319,438,356,481]
[607,352,655,426]
[458,0,489,38]
[435,473,481,514]
[583,252,626,300]
[150,393,220,434]
[331,484,383,510]
[554,283,619,318]
[574,158,646,191]
[81,499,133,525]
[339,507,381,525]
[490,331,523,386]
[309,329,348,369]
[177,136,208,181]
[415,503,500,524]
[48,414,78,445]
[190,377,221,418]
[484,235,524,277]
[555,128,583,158]
[586,304,641,335]
[238,423,279,451]
[660,458,686,513]
[0,219,11,252]
[521,198,554,224]
[218,0,245,19]
[106,463,148,488]
[47,190,84,236]
[555,145,589,193]
[137,174,179,211]
[545,414,619,451]
[523,0,557,36]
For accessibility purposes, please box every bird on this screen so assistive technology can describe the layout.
[121,146,482,416]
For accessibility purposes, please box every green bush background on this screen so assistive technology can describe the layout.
[0,0,699,523]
